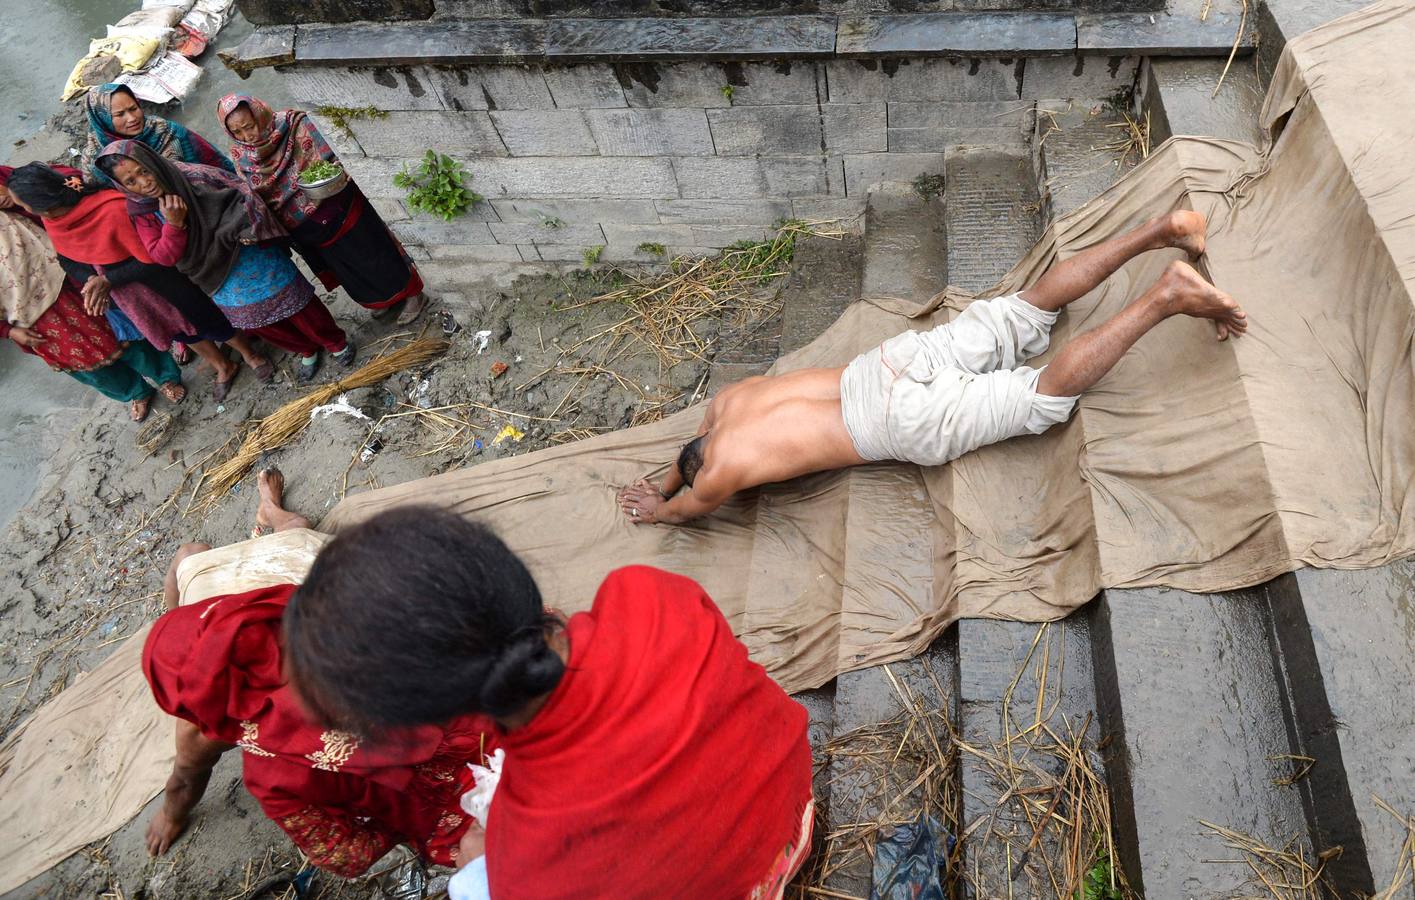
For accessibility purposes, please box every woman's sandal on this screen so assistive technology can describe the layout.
[129,396,151,422]
[158,381,186,403]
[214,367,240,402]
[251,359,276,384]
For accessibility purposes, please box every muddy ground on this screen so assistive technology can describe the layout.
[1,256,783,898]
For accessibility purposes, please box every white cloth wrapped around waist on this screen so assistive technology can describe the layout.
[839,293,1079,467]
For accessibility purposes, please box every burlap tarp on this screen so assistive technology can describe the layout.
[3,2,1413,891]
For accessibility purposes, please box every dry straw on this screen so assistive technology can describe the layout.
[193,339,450,510]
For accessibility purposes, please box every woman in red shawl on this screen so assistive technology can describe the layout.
[0,166,179,422]
[219,94,429,325]
[142,474,492,877]
[284,508,816,900]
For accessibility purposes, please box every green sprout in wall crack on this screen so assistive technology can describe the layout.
[393,150,482,221]
[539,215,565,229]
[636,242,667,256]
[582,245,605,267]
[720,84,735,103]
[315,104,389,139]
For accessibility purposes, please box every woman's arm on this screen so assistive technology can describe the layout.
[56,254,98,285]
[146,720,235,856]
[132,213,188,267]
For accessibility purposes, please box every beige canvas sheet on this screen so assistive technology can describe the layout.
[4,2,1414,892]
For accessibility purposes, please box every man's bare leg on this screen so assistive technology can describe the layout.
[256,467,312,533]
[1037,261,1247,398]
[1021,211,1207,313]
[162,542,212,610]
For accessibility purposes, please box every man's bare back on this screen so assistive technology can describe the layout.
[617,367,868,525]
[618,211,1245,526]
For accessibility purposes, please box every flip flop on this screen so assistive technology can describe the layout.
[129,396,151,422]
[252,360,276,383]
[158,381,187,403]
[214,367,239,402]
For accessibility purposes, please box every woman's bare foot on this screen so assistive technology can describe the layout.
[158,381,186,403]
[130,395,151,422]
[1157,260,1248,340]
[396,292,429,325]
[256,467,312,533]
[1162,210,1207,259]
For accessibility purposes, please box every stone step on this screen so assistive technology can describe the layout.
[1142,56,1265,145]
[943,149,1041,295]
[780,232,865,355]
[814,187,960,896]
[1034,99,1140,225]
[861,188,947,304]
[940,145,1112,896]
[1092,585,1314,898]
[1275,566,1415,893]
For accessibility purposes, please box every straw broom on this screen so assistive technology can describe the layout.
[193,339,450,510]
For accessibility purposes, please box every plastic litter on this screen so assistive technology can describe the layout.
[490,361,508,379]
[441,311,462,337]
[359,437,384,464]
[115,51,203,104]
[459,748,504,828]
[309,393,371,423]
[472,330,492,354]
[368,846,427,900]
[870,813,950,900]
[492,425,524,446]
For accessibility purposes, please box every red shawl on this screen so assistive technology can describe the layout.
[143,585,493,873]
[43,190,154,266]
[486,566,813,899]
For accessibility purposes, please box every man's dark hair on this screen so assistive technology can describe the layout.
[6,162,90,213]
[284,507,564,734]
[677,434,707,487]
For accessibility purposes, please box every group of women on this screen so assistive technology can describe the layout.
[3,84,428,422]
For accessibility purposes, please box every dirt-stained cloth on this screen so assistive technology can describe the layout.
[3,3,1414,891]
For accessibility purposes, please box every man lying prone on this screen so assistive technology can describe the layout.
[618,212,1245,525]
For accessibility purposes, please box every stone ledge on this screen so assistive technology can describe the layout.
[837,13,1076,57]
[225,10,1258,74]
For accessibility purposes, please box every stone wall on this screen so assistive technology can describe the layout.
[284,55,1138,285]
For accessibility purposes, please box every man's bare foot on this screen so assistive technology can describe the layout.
[255,467,312,533]
[1162,210,1207,260]
[1157,260,1248,340]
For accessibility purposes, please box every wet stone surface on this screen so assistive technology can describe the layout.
[1076,7,1256,55]
[295,19,547,65]
[837,12,1076,56]
[546,15,838,60]
[1093,586,1312,899]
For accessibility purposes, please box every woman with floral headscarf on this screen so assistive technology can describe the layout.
[218,94,428,326]
[96,141,354,383]
[79,84,233,186]
[79,83,236,365]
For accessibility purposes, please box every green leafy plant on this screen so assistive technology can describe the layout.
[539,214,565,229]
[1076,851,1123,900]
[581,245,605,267]
[636,241,667,256]
[720,84,734,102]
[298,159,343,184]
[393,150,481,221]
[314,104,388,138]
[912,172,945,201]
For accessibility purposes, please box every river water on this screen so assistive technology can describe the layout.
[0,1,294,526]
